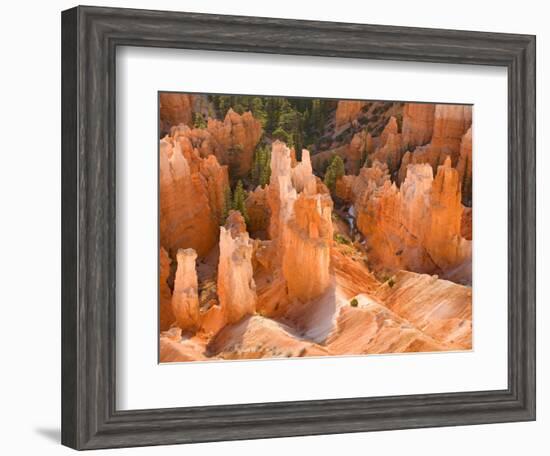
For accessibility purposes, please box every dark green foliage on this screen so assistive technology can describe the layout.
[272,127,292,145]
[208,95,332,151]
[334,233,352,245]
[324,155,345,192]
[350,298,359,307]
[251,145,271,188]
[251,97,267,128]
[193,112,207,129]
[232,180,249,224]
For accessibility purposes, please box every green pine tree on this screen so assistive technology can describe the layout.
[324,155,345,192]
[232,180,249,224]
[251,97,267,128]
[251,145,272,188]
[193,112,207,129]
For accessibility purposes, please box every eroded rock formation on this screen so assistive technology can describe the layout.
[159,246,175,331]
[335,100,367,131]
[356,158,471,283]
[171,248,201,331]
[159,93,194,136]
[217,211,257,324]
[159,136,228,257]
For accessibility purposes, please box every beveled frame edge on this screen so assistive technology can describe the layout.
[61,5,536,450]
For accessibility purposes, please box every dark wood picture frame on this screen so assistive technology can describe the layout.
[61,5,536,450]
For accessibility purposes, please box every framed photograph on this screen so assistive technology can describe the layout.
[61,5,536,450]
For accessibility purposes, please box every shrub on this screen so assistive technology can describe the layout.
[350,298,359,307]
[334,233,351,245]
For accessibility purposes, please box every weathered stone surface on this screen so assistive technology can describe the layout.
[282,192,333,303]
[159,93,194,136]
[245,186,270,234]
[217,212,257,324]
[159,246,175,331]
[171,248,201,332]
[356,158,471,283]
[168,109,262,178]
[461,206,473,240]
[402,102,435,148]
[375,270,472,348]
[456,127,473,206]
[335,100,367,130]
[159,138,224,257]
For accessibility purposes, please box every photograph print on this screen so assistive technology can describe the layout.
[158,93,473,363]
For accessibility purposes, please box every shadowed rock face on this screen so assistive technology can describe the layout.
[159,247,175,331]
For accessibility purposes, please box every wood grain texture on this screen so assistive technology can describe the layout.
[61,5,536,450]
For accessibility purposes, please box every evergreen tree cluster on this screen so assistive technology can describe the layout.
[193,112,207,129]
[208,95,331,153]
[251,145,271,188]
[222,180,250,225]
[323,155,345,193]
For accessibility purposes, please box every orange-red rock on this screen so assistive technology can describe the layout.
[456,127,473,206]
[282,192,333,303]
[171,248,201,332]
[245,186,270,234]
[159,137,227,257]
[356,158,471,283]
[159,246,175,331]
[402,102,435,148]
[159,93,194,136]
[217,212,257,324]
[335,100,367,130]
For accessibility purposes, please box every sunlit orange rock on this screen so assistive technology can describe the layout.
[356,158,471,283]
[346,130,373,175]
[168,109,262,178]
[159,93,194,136]
[282,191,333,303]
[159,138,224,257]
[402,102,435,148]
[375,271,472,348]
[335,100,367,130]
[217,212,257,324]
[171,248,201,332]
